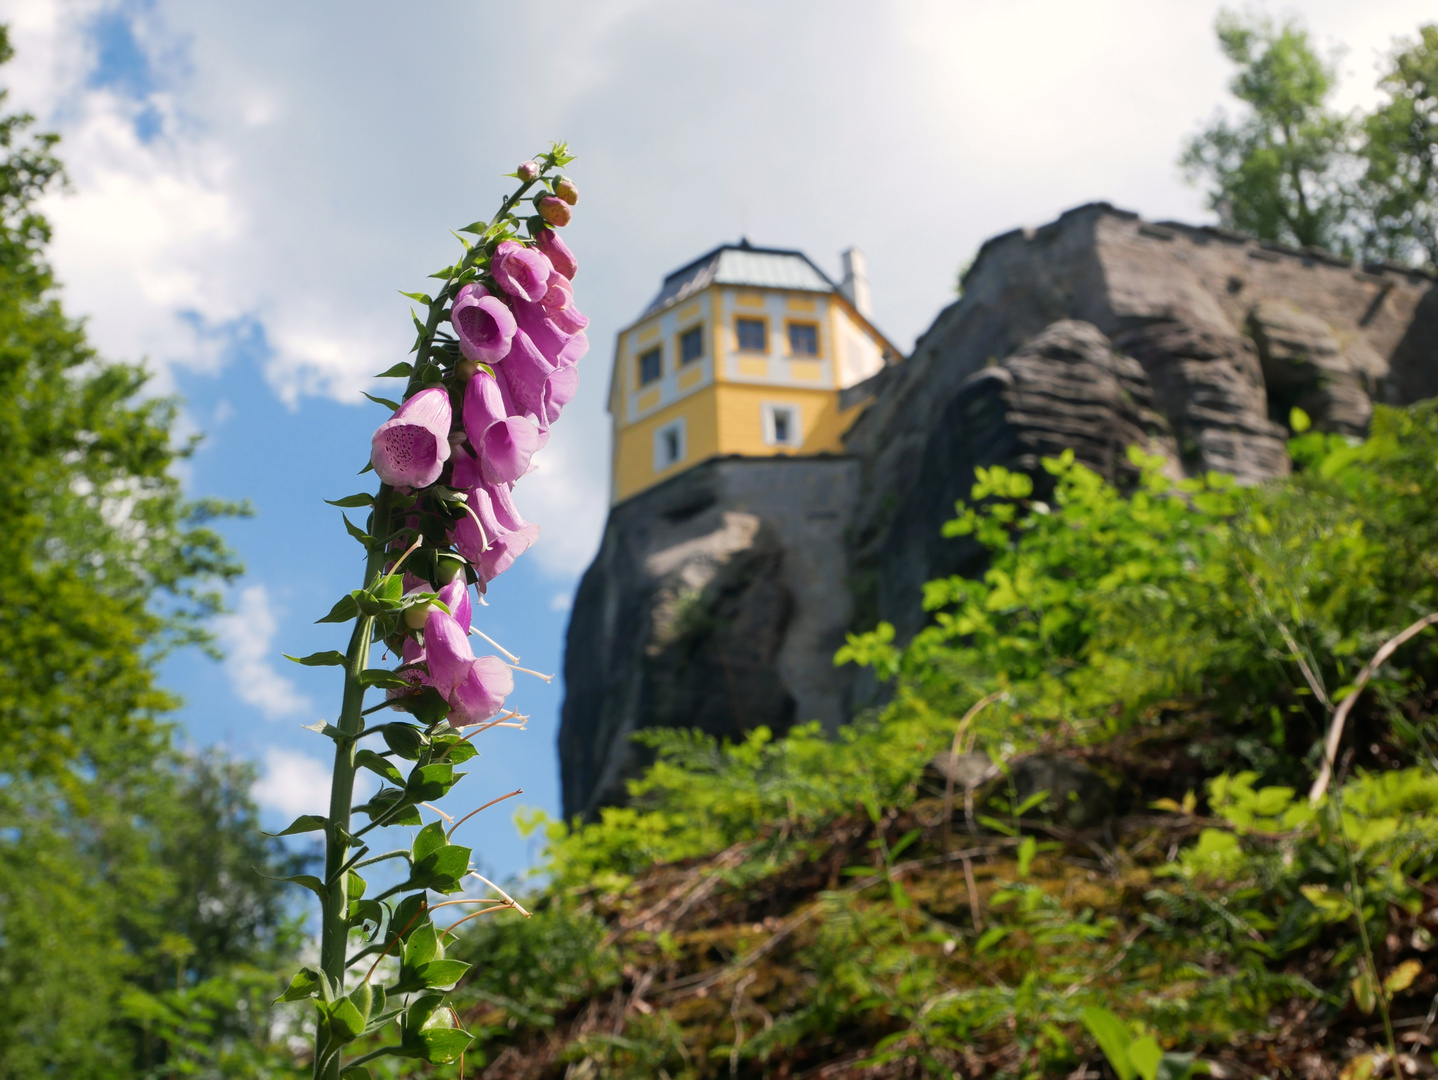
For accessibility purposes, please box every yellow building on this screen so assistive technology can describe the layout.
[608,241,901,503]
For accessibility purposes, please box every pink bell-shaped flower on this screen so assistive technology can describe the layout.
[540,274,589,336]
[461,370,547,485]
[536,228,577,279]
[491,240,552,303]
[422,607,513,725]
[451,283,516,364]
[370,387,452,490]
[493,329,555,427]
[436,576,472,633]
[449,476,540,590]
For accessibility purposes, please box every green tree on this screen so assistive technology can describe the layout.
[1182,10,1353,252]
[0,24,305,1077]
[1360,25,1438,270]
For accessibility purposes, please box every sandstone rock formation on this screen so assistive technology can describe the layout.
[560,203,1437,819]
[560,457,859,820]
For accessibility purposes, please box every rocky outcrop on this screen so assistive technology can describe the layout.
[559,457,859,821]
[847,204,1436,636]
[560,203,1438,818]
[876,319,1175,641]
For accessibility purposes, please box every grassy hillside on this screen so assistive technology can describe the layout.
[435,404,1438,1079]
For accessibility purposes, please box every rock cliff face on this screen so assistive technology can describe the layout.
[560,202,1437,819]
[559,457,860,820]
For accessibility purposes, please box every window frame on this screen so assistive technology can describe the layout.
[678,324,704,366]
[761,402,801,448]
[637,345,663,387]
[653,416,688,472]
[734,316,769,353]
[785,320,820,358]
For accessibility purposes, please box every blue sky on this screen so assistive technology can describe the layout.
[4,0,1434,880]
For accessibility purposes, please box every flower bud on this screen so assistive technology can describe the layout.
[555,176,578,205]
[435,554,466,584]
[537,195,572,227]
[404,602,434,630]
[517,160,541,181]
[456,359,481,381]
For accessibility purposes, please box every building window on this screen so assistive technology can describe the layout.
[787,322,819,356]
[653,417,687,471]
[735,317,767,352]
[679,325,703,365]
[762,403,801,448]
[637,346,662,386]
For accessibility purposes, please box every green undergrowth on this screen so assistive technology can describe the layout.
[434,404,1438,1079]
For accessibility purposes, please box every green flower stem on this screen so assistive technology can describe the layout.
[317,487,394,1080]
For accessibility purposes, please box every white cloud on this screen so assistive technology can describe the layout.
[251,747,332,819]
[214,585,311,720]
[550,590,574,613]
[6,0,1438,583]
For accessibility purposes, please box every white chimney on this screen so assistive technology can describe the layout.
[839,246,872,319]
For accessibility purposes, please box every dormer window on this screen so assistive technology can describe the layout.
[679,326,703,365]
[736,318,767,352]
[787,322,819,357]
[637,347,662,386]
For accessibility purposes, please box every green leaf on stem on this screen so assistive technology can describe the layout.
[317,593,360,624]
[361,391,401,411]
[355,749,404,784]
[390,895,428,940]
[413,1028,473,1065]
[325,492,375,508]
[354,589,405,616]
[415,958,471,989]
[409,843,471,894]
[381,723,428,760]
[281,874,329,901]
[434,738,477,764]
[406,763,461,802]
[357,668,411,691]
[395,687,450,726]
[275,967,324,1003]
[301,719,345,741]
[266,814,327,837]
[340,1068,374,1080]
[374,575,404,601]
[412,821,446,863]
[375,361,414,379]
[404,922,441,968]
[284,650,349,667]
[328,996,366,1042]
[342,515,374,547]
[347,871,367,900]
[354,787,422,827]
[398,290,433,305]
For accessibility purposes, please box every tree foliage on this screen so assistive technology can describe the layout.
[0,25,304,1077]
[1183,11,1438,270]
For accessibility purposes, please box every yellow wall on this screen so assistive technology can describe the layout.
[609,280,897,504]
[612,385,721,504]
[715,382,849,457]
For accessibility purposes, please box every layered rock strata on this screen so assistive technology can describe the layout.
[560,203,1437,818]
